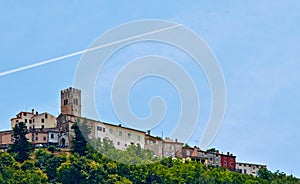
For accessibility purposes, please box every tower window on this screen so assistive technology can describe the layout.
[45,114,48,118]
[74,98,78,105]
[64,99,68,105]
[41,119,44,123]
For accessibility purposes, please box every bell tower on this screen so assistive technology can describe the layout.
[60,87,81,116]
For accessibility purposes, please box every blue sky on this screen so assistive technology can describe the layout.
[1,1,300,177]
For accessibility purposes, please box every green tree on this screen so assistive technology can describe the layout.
[71,118,91,156]
[8,122,33,162]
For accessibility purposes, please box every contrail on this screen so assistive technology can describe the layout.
[0,24,182,77]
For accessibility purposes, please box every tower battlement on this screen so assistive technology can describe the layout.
[60,87,81,116]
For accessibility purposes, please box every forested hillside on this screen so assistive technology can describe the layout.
[0,144,299,184]
[1,122,298,184]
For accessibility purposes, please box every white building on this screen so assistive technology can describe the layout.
[236,162,267,176]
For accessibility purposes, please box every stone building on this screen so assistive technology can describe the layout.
[61,87,81,117]
[145,131,184,157]
[57,87,145,149]
[10,109,56,130]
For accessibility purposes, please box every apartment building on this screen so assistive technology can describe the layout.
[236,162,266,176]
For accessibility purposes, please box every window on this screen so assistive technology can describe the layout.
[29,120,32,124]
[127,133,131,138]
[224,161,227,165]
[97,126,102,131]
[103,128,105,132]
[171,145,174,151]
[45,114,48,118]
[35,137,38,141]
[119,131,122,136]
[33,119,35,123]
[43,137,46,141]
[117,141,120,145]
[41,118,44,123]
[210,157,213,161]
[109,128,113,134]
[125,144,127,147]
[16,120,19,123]
[25,119,27,123]
[51,134,54,139]
[244,169,247,174]
[74,98,78,105]
[186,150,190,156]
[24,113,27,116]
[36,133,38,135]
[137,135,141,141]
[41,125,44,129]
[230,162,233,166]
[64,99,68,105]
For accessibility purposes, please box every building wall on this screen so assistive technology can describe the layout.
[145,135,163,157]
[11,111,34,129]
[221,152,236,171]
[236,162,266,176]
[95,122,145,150]
[182,147,194,158]
[48,131,59,144]
[29,131,48,144]
[0,131,13,148]
[163,139,184,158]
[57,114,146,150]
[31,113,57,129]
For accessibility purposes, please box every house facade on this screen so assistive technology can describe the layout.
[236,162,266,176]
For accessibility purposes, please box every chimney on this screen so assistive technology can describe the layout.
[118,124,121,127]
[32,109,34,114]
[227,152,229,155]
[175,139,178,143]
[36,111,38,115]
[147,130,150,135]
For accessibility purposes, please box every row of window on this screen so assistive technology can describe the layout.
[63,98,79,105]
[223,161,234,166]
[17,118,46,124]
[29,125,45,129]
[238,163,261,168]
[32,136,47,141]
[97,126,141,141]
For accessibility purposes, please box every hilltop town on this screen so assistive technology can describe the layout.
[0,87,266,176]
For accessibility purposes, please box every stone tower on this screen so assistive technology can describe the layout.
[61,87,81,116]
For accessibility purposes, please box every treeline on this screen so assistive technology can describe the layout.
[0,121,298,183]
[0,146,299,184]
